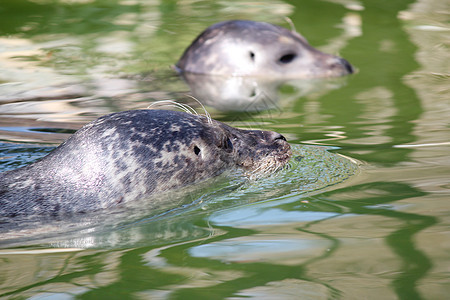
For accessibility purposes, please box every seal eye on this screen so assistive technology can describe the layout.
[278,53,297,64]
[193,145,201,156]
[226,138,233,150]
[221,137,233,151]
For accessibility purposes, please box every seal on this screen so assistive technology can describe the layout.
[0,109,291,217]
[176,20,354,77]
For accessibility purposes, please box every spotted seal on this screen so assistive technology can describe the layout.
[0,109,291,217]
[176,20,354,77]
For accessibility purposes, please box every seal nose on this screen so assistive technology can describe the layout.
[339,58,354,74]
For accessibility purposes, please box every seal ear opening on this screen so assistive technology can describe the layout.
[249,51,255,62]
[193,145,201,156]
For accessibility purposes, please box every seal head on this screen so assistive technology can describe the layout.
[0,109,291,217]
[176,20,353,77]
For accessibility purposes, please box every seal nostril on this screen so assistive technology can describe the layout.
[339,58,354,74]
[270,132,287,142]
[276,134,287,142]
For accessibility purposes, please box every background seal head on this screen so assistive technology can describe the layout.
[176,20,354,78]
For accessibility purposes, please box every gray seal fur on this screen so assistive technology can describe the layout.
[0,109,291,217]
[176,20,353,77]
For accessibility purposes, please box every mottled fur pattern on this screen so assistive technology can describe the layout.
[0,109,291,217]
[176,20,353,77]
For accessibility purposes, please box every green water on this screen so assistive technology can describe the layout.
[0,0,449,299]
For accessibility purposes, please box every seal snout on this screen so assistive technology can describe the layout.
[321,56,354,77]
[264,131,292,160]
[240,129,292,178]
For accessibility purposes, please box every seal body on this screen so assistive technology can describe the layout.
[176,20,353,78]
[0,110,291,217]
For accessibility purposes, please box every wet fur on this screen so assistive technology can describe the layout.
[0,109,291,217]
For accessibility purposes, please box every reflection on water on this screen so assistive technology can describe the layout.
[139,181,433,299]
[0,0,449,299]
[180,72,350,112]
[1,182,429,299]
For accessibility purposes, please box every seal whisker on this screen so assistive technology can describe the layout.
[149,100,213,125]
[148,100,198,116]
[247,155,288,180]
[247,159,272,179]
[174,102,200,116]
[284,17,297,33]
[185,94,212,124]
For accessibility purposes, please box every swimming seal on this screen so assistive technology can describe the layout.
[0,109,291,217]
[176,20,354,77]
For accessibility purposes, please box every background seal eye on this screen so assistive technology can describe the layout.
[278,53,297,64]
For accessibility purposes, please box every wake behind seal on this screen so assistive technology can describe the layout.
[176,20,354,78]
[0,109,291,217]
